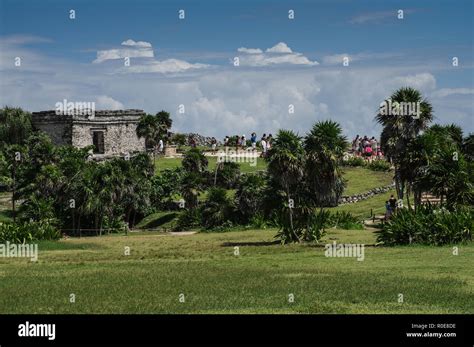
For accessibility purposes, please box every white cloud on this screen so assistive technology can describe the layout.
[235,42,318,67]
[237,47,263,54]
[391,73,436,90]
[431,88,474,98]
[322,54,351,65]
[123,59,209,74]
[93,39,154,63]
[96,95,124,110]
[121,39,152,48]
[266,42,292,53]
[1,36,472,139]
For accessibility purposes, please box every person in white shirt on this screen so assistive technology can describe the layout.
[158,139,164,153]
[261,134,267,157]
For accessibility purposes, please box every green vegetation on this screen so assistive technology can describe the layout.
[376,205,473,246]
[342,167,392,196]
[0,228,472,314]
[155,156,267,173]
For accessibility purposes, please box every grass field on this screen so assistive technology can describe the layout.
[155,156,267,173]
[0,228,472,314]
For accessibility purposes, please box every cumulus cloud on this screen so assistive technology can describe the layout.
[93,39,209,74]
[96,95,124,109]
[121,39,152,48]
[1,36,472,138]
[122,59,209,74]
[391,73,436,90]
[94,39,154,63]
[265,42,292,53]
[235,42,318,67]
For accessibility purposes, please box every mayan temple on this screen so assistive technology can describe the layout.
[31,109,146,156]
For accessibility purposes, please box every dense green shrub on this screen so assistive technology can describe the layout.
[376,206,473,246]
[343,156,365,167]
[235,173,267,223]
[201,187,234,229]
[327,211,364,230]
[367,159,391,172]
[0,221,61,243]
[214,161,240,189]
[172,208,202,231]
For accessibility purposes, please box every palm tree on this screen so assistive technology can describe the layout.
[136,114,160,160]
[375,87,433,202]
[156,110,173,141]
[304,120,347,207]
[266,129,305,241]
[182,148,208,173]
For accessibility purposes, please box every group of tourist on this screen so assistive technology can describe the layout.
[222,133,273,156]
[352,135,383,160]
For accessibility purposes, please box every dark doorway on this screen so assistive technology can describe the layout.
[92,131,105,154]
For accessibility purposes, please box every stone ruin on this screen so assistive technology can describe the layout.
[31,110,146,156]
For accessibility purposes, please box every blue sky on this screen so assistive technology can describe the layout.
[0,0,473,137]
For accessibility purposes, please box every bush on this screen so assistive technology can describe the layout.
[343,156,365,167]
[368,159,391,172]
[235,173,267,224]
[172,208,202,231]
[376,206,473,246]
[0,220,61,243]
[214,161,240,189]
[275,206,330,243]
[327,211,364,230]
[201,187,234,229]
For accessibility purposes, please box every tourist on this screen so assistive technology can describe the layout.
[158,139,164,153]
[389,194,397,213]
[241,135,246,149]
[370,137,377,157]
[352,135,360,154]
[261,134,267,157]
[224,136,229,149]
[364,144,372,161]
[267,134,273,151]
[211,137,217,153]
[235,135,240,151]
[251,132,257,150]
[384,201,392,221]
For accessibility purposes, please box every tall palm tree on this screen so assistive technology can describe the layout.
[304,120,347,207]
[156,110,173,141]
[266,130,305,241]
[375,87,433,201]
[136,114,160,160]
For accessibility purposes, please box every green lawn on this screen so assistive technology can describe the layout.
[342,167,393,196]
[0,228,472,314]
[155,156,267,173]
